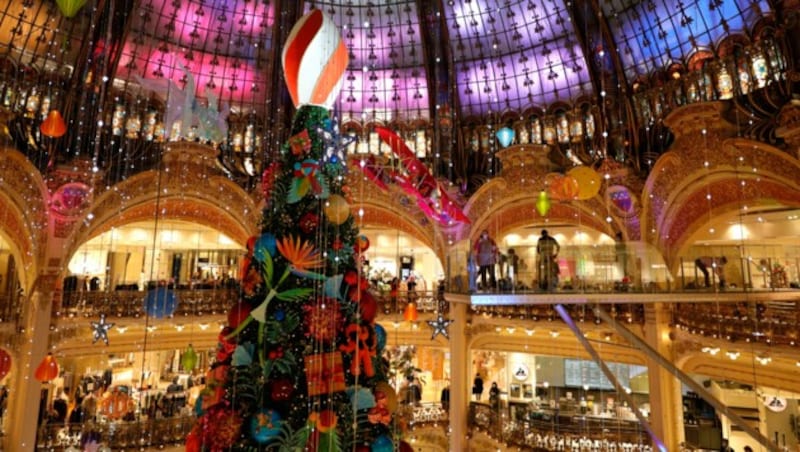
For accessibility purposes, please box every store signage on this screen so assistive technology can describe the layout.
[763,395,788,412]
[513,364,530,381]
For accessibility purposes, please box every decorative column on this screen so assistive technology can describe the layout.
[449,301,469,451]
[643,303,684,450]
[7,276,58,450]
[775,102,800,160]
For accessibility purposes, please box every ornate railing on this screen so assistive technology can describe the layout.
[469,402,653,451]
[36,416,194,450]
[57,288,240,319]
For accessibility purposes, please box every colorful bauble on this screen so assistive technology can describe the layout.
[282,9,349,109]
[143,287,178,318]
[535,191,551,216]
[180,345,198,371]
[568,165,602,200]
[270,378,294,402]
[324,194,351,225]
[250,408,282,445]
[354,234,370,252]
[371,434,394,452]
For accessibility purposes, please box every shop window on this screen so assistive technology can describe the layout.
[716,66,734,99]
[584,111,595,139]
[414,129,427,158]
[515,123,529,144]
[112,104,126,136]
[244,124,255,154]
[530,117,542,144]
[736,56,751,95]
[143,111,157,141]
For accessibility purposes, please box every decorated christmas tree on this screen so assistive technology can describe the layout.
[186,10,404,452]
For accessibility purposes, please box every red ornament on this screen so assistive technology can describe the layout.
[216,329,237,361]
[185,425,202,452]
[344,269,359,286]
[200,404,243,451]
[304,298,342,343]
[35,353,59,382]
[261,162,281,200]
[0,348,11,381]
[359,291,378,323]
[332,238,343,251]
[298,212,320,234]
[339,324,377,377]
[227,303,252,329]
[270,378,294,402]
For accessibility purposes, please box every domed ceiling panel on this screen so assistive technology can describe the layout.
[601,0,771,80]
[308,1,430,122]
[118,0,276,114]
[444,0,593,117]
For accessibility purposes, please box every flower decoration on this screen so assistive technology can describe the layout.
[288,159,329,203]
[304,298,342,342]
[277,235,325,278]
[199,403,243,451]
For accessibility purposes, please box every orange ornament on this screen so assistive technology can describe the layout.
[35,353,59,382]
[40,110,68,138]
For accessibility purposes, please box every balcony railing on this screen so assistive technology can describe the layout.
[36,416,194,450]
[57,288,240,319]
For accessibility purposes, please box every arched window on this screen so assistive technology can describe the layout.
[556,112,570,144]
[735,53,752,95]
[716,65,734,99]
[584,110,595,139]
[112,104,126,136]
[530,116,542,144]
[543,118,556,145]
[569,112,583,142]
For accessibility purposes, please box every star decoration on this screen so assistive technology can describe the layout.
[90,314,115,345]
[316,117,357,165]
[427,314,453,340]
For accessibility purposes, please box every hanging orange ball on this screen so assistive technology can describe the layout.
[35,353,59,382]
[40,110,67,138]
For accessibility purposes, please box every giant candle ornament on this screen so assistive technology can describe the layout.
[282,10,349,109]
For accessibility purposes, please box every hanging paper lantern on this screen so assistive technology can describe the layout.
[495,127,515,147]
[55,0,88,18]
[324,194,351,225]
[282,9,349,109]
[0,348,10,381]
[181,345,198,371]
[568,165,602,200]
[535,191,551,217]
[40,110,67,138]
[403,302,418,321]
[35,353,59,382]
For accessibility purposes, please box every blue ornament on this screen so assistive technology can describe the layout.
[374,324,387,352]
[250,408,282,444]
[324,274,345,300]
[371,434,393,452]
[194,395,204,416]
[253,233,277,263]
[274,309,286,321]
[143,287,178,318]
[232,343,254,367]
[347,386,376,411]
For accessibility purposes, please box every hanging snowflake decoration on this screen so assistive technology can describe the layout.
[316,117,357,167]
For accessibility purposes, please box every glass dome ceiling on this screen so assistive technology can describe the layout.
[0,0,775,122]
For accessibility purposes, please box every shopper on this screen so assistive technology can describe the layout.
[536,230,560,291]
[695,256,728,288]
[472,373,484,401]
[473,230,498,291]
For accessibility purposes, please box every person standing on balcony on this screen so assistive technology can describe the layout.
[536,230,560,291]
[472,373,484,401]
[474,230,498,292]
[695,256,727,288]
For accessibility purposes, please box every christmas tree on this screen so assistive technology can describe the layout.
[186,10,403,452]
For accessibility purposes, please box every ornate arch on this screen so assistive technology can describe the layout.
[0,146,49,291]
